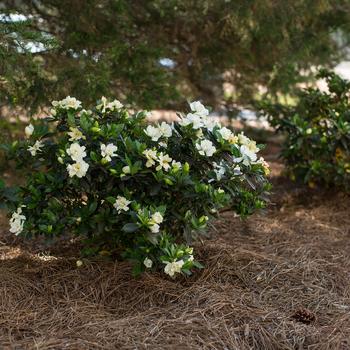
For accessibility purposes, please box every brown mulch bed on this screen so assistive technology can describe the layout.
[1,146,350,349]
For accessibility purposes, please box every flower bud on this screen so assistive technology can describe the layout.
[25,124,34,138]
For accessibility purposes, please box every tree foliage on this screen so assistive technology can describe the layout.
[1,0,350,111]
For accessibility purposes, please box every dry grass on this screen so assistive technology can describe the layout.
[1,146,350,349]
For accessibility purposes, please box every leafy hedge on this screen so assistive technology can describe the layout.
[2,97,270,277]
[259,70,350,191]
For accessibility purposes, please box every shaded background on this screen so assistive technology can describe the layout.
[1,0,350,114]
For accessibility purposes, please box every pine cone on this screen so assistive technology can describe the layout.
[291,308,316,324]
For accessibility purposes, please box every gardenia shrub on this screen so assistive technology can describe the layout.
[4,97,270,277]
[259,69,350,190]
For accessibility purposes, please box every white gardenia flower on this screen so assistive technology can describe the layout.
[144,125,163,142]
[151,212,163,224]
[113,195,131,214]
[158,122,172,138]
[213,161,226,180]
[238,132,250,145]
[62,96,81,110]
[77,109,91,117]
[67,143,87,162]
[201,116,218,131]
[9,206,26,235]
[171,160,182,170]
[189,101,209,116]
[196,139,216,157]
[25,124,34,138]
[150,223,160,233]
[228,134,239,144]
[234,145,258,166]
[28,140,44,156]
[143,149,158,167]
[107,99,123,111]
[68,127,85,142]
[156,153,172,171]
[218,127,233,140]
[179,113,203,129]
[143,257,153,268]
[246,140,259,153]
[145,122,172,141]
[122,165,131,174]
[67,160,89,178]
[164,260,185,277]
[55,96,81,110]
[100,143,118,162]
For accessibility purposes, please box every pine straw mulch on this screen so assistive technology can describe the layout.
[1,156,350,349]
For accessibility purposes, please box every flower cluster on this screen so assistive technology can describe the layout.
[52,96,81,110]
[144,122,172,142]
[179,101,216,131]
[142,149,180,172]
[5,97,270,277]
[96,96,123,112]
[66,143,89,178]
